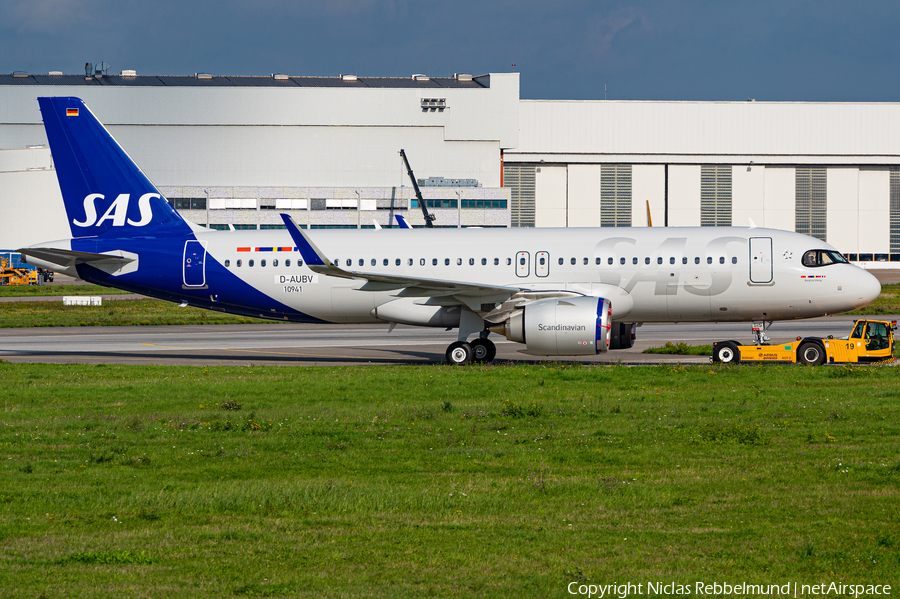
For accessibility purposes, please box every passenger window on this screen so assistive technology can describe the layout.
[286,259,291,267]
[694,257,699,264]
[469,258,474,266]
[237,259,242,267]
[261,259,266,267]
[719,257,725,264]
[632,257,638,265]
[383,259,389,266]
[559,258,564,265]
[707,257,712,264]
[657,257,663,265]
[433,258,438,266]
[457,258,462,266]
[359,259,364,266]
[408,258,413,266]
[608,257,613,265]
[420,258,426,266]
[570,257,576,265]
[249,259,254,267]
[446,259,451,266]
[669,257,675,265]
[346,259,352,267]
[494,258,500,266]
[506,258,512,266]
[225,259,230,267]
[645,257,650,265]
[273,259,278,267]
[595,257,601,265]
[583,258,588,265]
[682,257,687,264]
[539,257,546,265]
[731,257,737,264]
[619,257,625,265]
[395,259,401,266]
[482,258,487,266]
[298,259,303,267]
[371,259,377,266]
[520,257,526,266]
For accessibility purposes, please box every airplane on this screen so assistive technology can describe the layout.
[19,97,882,364]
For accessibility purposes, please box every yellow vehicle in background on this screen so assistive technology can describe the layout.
[0,257,39,286]
[712,318,897,365]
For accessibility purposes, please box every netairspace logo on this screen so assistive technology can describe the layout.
[566,581,893,598]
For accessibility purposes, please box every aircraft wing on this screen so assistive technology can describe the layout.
[280,214,521,309]
[17,247,135,269]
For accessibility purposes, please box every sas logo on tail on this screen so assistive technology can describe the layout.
[73,193,158,228]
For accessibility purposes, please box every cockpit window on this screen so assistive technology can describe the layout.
[802,249,848,267]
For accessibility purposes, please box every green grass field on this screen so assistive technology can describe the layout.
[1,362,897,597]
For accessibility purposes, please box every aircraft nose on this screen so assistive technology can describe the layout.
[856,269,882,307]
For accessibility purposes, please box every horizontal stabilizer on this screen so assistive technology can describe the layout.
[18,247,135,269]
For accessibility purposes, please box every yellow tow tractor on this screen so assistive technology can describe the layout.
[712,318,897,365]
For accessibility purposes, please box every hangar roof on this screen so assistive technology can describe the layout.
[0,73,487,89]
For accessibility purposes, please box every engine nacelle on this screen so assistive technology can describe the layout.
[609,322,637,350]
[490,296,612,356]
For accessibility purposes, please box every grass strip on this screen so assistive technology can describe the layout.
[0,284,131,298]
[0,299,272,327]
[0,362,897,597]
[642,342,713,355]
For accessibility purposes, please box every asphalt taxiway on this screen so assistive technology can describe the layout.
[0,316,886,366]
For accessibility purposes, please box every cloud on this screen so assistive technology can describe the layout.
[584,6,651,60]
[2,0,104,33]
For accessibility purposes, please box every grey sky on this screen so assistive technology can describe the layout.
[2,0,897,101]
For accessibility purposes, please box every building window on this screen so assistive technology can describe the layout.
[701,165,732,226]
[796,167,827,242]
[601,164,632,227]
[891,168,900,253]
[169,197,207,210]
[504,163,535,228]
[460,199,507,209]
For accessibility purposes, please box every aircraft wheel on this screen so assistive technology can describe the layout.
[446,341,473,365]
[798,341,825,365]
[470,338,497,363]
[713,341,740,364]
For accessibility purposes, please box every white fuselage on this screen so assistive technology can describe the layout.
[191,226,880,324]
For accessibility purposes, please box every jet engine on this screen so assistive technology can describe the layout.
[489,296,612,356]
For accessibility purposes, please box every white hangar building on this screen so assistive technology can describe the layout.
[2,70,900,267]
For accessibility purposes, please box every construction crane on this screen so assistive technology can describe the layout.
[399,149,435,228]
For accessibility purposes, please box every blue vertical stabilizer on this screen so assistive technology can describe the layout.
[37,97,192,239]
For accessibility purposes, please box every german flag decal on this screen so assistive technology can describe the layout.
[66,108,79,117]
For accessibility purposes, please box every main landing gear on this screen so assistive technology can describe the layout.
[445,337,497,365]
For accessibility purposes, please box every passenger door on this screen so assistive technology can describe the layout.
[183,240,207,288]
[749,237,773,283]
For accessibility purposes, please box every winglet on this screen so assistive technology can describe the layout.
[280,213,329,268]
[395,214,411,229]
